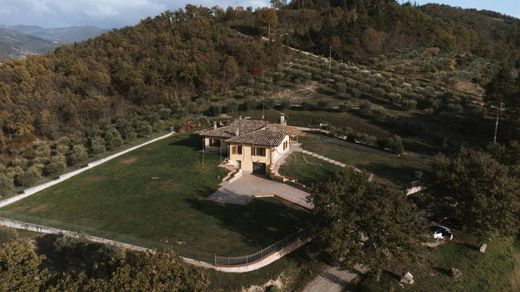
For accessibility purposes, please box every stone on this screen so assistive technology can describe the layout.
[400,272,414,285]
[479,243,487,253]
[450,267,462,278]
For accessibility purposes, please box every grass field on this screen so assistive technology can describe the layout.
[279,152,343,187]
[299,134,429,186]
[0,134,309,262]
[359,233,515,291]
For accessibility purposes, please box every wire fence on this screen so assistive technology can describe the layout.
[214,229,308,267]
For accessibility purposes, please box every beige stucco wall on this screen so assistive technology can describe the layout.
[272,135,291,162]
[228,135,290,174]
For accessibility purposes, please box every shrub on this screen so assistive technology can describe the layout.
[55,144,70,154]
[110,136,124,149]
[279,99,291,111]
[209,105,222,116]
[5,166,24,179]
[34,144,52,159]
[16,167,42,187]
[392,135,405,154]
[136,121,152,137]
[0,173,15,195]
[360,101,372,114]
[69,145,89,166]
[226,100,239,113]
[125,131,138,142]
[335,83,347,95]
[9,158,29,169]
[44,155,67,176]
[90,137,106,154]
[316,100,329,110]
[302,101,314,111]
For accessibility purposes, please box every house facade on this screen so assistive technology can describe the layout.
[202,117,300,175]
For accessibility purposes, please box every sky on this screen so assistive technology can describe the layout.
[0,0,517,29]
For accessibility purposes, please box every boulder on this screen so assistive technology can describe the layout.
[450,267,462,278]
[400,272,414,285]
[479,243,487,253]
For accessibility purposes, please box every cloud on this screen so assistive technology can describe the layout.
[0,0,265,28]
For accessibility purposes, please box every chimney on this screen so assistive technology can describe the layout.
[213,121,217,129]
[280,114,286,126]
[235,128,240,136]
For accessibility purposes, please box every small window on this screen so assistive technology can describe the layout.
[231,146,237,154]
[237,146,242,155]
[283,141,288,150]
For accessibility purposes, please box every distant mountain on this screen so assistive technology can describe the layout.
[7,25,109,44]
[0,26,57,61]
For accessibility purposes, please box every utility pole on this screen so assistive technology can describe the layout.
[329,46,332,72]
[202,138,205,165]
[493,99,503,144]
[262,97,266,120]
[268,21,271,42]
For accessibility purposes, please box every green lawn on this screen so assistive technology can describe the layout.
[359,233,515,291]
[299,134,430,186]
[279,152,343,187]
[0,135,309,262]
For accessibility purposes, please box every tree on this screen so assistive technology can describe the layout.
[255,8,278,40]
[0,173,15,196]
[93,249,209,290]
[44,155,67,176]
[69,145,89,166]
[270,0,287,9]
[311,169,426,281]
[0,241,50,290]
[222,56,239,90]
[16,167,42,187]
[90,137,106,154]
[428,148,520,240]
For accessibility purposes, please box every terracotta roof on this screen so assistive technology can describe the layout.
[267,124,302,136]
[201,119,269,138]
[226,128,288,147]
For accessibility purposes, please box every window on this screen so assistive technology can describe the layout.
[231,146,242,155]
[283,141,288,150]
[253,147,266,156]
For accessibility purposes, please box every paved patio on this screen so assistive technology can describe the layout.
[209,174,312,209]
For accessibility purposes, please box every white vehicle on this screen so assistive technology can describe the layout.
[430,225,453,240]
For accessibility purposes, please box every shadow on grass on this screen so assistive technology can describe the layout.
[451,240,479,251]
[168,134,204,150]
[431,266,452,277]
[186,197,311,256]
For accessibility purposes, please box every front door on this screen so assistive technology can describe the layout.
[252,162,266,175]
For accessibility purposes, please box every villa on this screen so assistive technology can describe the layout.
[201,115,300,175]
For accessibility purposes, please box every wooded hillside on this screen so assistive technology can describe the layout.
[0,5,281,149]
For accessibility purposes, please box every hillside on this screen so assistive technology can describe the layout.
[271,1,520,64]
[7,25,109,43]
[0,27,56,61]
[0,6,283,159]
